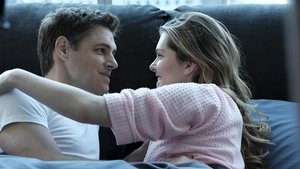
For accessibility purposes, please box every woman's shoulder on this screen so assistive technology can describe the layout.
[150,83,225,101]
[156,82,220,92]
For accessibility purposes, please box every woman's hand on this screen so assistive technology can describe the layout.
[167,155,198,165]
[124,141,150,162]
[0,69,19,94]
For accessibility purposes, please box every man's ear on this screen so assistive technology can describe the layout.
[184,61,198,75]
[54,36,69,61]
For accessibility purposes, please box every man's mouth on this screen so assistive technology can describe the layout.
[100,72,111,78]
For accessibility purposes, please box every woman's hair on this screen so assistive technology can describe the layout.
[37,7,120,76]
[160,12,270,169]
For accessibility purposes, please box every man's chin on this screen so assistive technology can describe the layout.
[99,87,110,95]
[98,91,108,96]
[91,87,109,96]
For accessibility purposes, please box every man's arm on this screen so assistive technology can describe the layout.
[0,122,89,160]
[0,89,92,161]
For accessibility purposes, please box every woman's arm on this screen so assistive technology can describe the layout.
[0,69,111,127]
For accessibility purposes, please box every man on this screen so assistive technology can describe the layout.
[0,7,119,160]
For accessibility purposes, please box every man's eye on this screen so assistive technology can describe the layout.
[96,48,105,55]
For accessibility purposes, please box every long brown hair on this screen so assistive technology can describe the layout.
[160,12,270,169]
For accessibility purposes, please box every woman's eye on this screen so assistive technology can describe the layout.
[157,54,163,58]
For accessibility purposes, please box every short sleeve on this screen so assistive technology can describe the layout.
[0,89,49,131]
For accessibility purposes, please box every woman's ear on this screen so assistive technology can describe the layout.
[184,61,198,75]
[54,36,68,61]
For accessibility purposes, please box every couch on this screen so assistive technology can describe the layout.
[0,3,299,169]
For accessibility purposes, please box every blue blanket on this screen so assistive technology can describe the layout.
[0,155,211,169]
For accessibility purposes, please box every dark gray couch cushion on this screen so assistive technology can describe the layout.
[1,3,169,92]
[1,3,169,160]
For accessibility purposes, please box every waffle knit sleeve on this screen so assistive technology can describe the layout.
[103,83,224,145]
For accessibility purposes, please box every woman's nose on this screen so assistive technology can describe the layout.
[149,60,157,72]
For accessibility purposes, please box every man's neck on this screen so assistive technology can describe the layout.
[44,70,66,84]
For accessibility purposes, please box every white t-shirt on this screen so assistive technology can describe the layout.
[0,89,99,159]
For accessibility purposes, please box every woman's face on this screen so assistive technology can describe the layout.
[149,33,196,87]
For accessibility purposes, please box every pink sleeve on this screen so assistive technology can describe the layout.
[104,83,222,145]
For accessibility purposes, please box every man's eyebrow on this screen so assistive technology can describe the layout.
[95,43,117,54]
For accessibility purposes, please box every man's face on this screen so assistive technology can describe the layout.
[64,25,118,95]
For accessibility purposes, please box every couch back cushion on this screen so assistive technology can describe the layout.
[0,3,168,159]
[252,99,300,169]
[0,3,169,92]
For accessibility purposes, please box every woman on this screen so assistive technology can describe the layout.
[0,12,269,169]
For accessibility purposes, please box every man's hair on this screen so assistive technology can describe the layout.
[37,7,120,76]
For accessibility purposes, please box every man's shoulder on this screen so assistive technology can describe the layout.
[0,89,48,113]
[0,89,39,104]
[0,90,50,132]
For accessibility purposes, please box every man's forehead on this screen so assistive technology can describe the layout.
[87,26,117,50]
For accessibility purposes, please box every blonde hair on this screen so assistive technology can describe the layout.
[160,12,270,168]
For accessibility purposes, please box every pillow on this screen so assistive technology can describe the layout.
[251,99,300,169]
